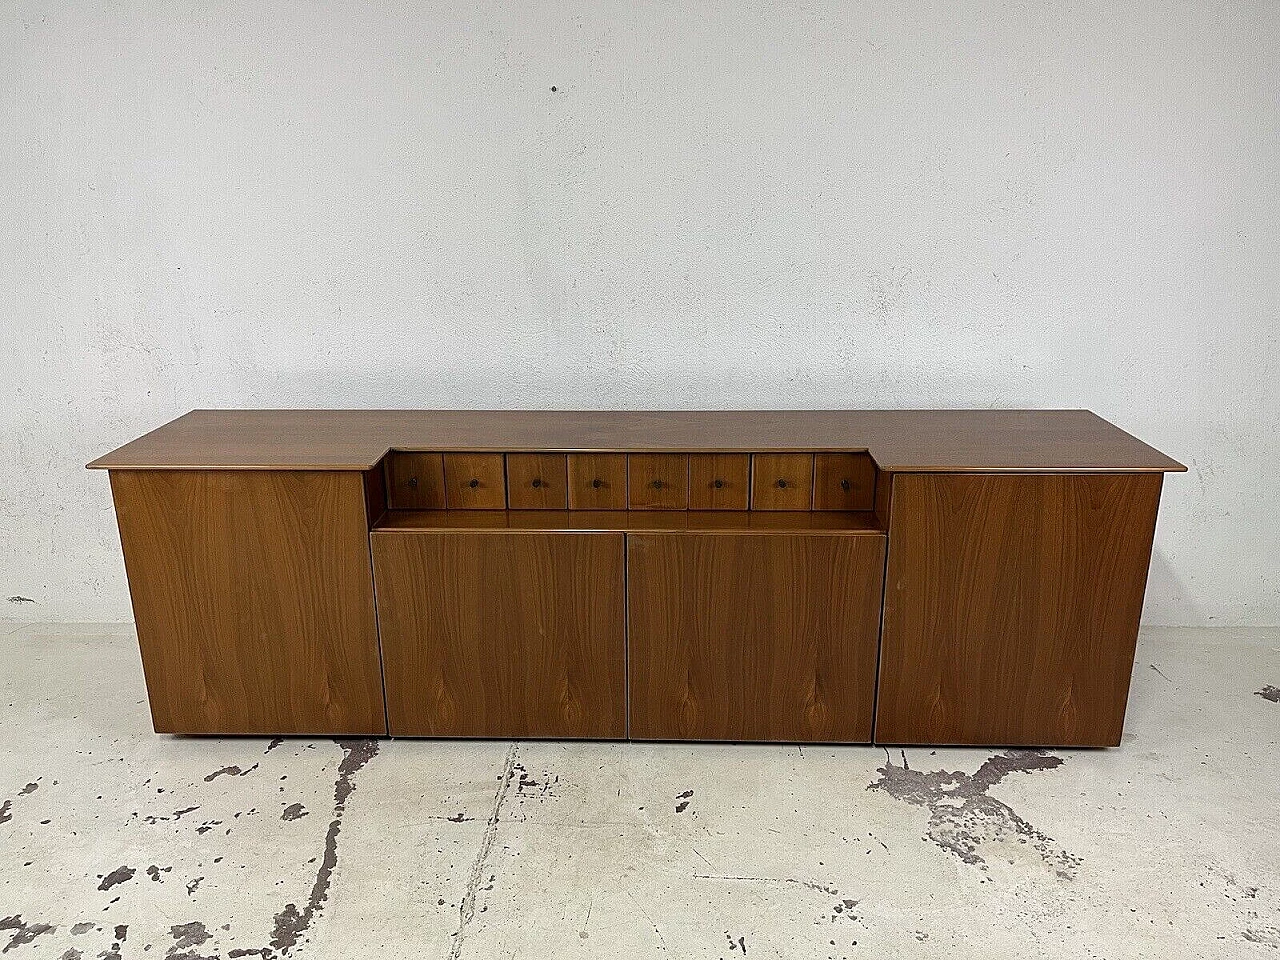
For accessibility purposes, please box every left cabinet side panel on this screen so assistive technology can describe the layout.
[109,469,388,735]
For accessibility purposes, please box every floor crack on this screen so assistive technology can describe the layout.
[447,742,519,960]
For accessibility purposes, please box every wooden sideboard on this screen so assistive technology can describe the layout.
[89,410,1184,747]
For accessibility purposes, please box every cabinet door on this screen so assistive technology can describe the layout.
[110,470,386,735]
[876,473,1163,747]
[373,532,626,738]
[627,533,886,742]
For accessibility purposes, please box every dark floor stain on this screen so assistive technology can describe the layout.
[1242,925,1280,947]
[694,873,839,896]
[60,949,82,960]
[281,803,308,822]
[141,806,200,825]
[268,738,379,956]
[6,596,36,603]
[97,865,136,892]
[265,738,285,754]
[675,788,694,813]
[448,743,520,960]
[146,865,171,882]
[0,915,57,952]
[101,923,126,960]
[0,800,10,825]
[446,812,472,823]
[186,877,203,898]
[204,764,259,783]
[831,897,860,923]
[726,931,747,953]
[868,749,1081,879]
[18,783,38,796]
[167,921,212,957]
[1256,685,1280,703]
[70,923,94,935]
[513,762,557,798]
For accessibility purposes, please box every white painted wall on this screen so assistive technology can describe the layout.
[2,1,1277,625]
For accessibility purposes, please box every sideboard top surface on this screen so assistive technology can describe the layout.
[87,409,1186,473]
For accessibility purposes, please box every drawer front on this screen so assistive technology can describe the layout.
[813,453,876,511]
[628,454,689,510]
[688,454,750,510]
[751,454,814,510]
[507,454,567,509]
[385,452,446,510]
[443,454,507,509]
[567,453,628,510]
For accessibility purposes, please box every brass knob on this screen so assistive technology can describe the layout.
[469,478,479,489]
[776,478,788,489]
[592,478,602,489]
[840,479,851,491]
[652,479,663,489]
[713,478,724,489]
[531,478,543,488]
[408,476,419,488]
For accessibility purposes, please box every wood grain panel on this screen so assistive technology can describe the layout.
[364,463,387,526]
[751,454,814,510]
[109,470,386,735]
[814,453,876,511]
[443,453,506,509]
[376,510,885,532]
[373,532,626,738]
[385,452,446,510]
[628,533,885,742]
[506,453,567,509]
[688,454,750,510]
[567,453,628,509]
[876,473,1163,747]
[89,409,1187,473]
[628,454,689,509]
[874,469,892,527]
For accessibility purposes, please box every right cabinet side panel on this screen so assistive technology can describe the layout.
[875,473,1163,747]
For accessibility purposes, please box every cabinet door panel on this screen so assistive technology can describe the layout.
[628,533,885,742]
[876,473,1162,746]
[110,470,386,735]
[373,531,626,738]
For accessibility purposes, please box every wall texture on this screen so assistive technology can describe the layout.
[2,1,1277,625]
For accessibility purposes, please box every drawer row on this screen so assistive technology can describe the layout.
[384,451,877,512]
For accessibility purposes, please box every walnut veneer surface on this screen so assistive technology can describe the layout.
[88,409,1186,473]
[93,409,1185,746]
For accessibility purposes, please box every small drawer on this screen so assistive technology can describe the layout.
[688,454,749,510]
[751,454,814,511]
[628,454,689,510]
[507,453,567,509]
[443,454,507,509]
[814,453,877,511]
[385,452,446,510]
[568,454,628,510]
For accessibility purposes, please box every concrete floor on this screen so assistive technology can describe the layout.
[0,624,1276,959]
